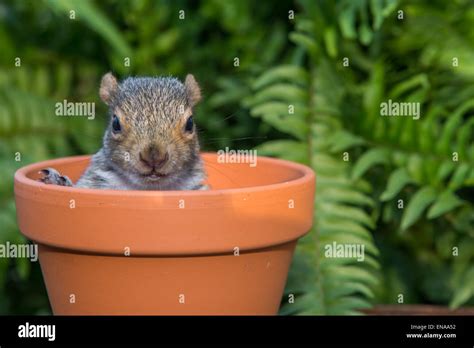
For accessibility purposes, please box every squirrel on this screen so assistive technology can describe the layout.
[39,72,207,191]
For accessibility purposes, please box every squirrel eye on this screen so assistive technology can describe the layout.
[112,114,121,132]
[184,116,194,133]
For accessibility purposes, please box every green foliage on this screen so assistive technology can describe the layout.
[249,0,473,313]
[46,0,132,57]
[248,0,392,314]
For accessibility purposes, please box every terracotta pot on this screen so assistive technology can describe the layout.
[14,153,315,315]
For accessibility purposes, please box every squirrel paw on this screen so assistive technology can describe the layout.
[38,168,73,187]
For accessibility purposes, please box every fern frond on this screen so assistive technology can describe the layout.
[250,57,380,314]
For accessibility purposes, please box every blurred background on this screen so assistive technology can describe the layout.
[0,0,473,314]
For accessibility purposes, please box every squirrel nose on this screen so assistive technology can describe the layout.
[139,148,169,170]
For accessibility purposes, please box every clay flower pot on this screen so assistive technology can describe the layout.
[14,153,315,315]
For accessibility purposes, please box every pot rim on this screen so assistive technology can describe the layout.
[14,152,314,196]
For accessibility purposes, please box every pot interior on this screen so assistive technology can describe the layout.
[24,153,308,190]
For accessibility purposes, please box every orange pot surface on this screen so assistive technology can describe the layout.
[14,153,315,315]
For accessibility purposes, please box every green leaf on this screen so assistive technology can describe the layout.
[16,258,31,280]
[438,100,474,154]
[427,190,464,219]
[324,27,338,58]
[401,186,438,230]
[256,140,308,163]
[380,168,414,201]
[448,163,471,190]
[252,65,308,89]
[330,266,379,287]
[251,84,307,105]
[320,203,375,228]
[46,0,132,57]
[435,161,456,183]
[260,113,308,140]
[456,118,474,158]
[338,2,358,39]
[329,130,366,152]
[407,155,424,182]
[389,74,429,100]
[352,148,390,180]
[450,267,474,309]
[324,281,375,300]
[289,32,318,55]
[326,297,372,315]
[322,188,374,207]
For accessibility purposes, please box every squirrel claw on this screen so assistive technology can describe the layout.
[38,168,73,187]
[39,168,50,176]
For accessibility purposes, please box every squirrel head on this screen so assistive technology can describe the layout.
[99,72,205,190]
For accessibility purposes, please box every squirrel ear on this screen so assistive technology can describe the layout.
[184,74,201,107]
[100,72,118,105]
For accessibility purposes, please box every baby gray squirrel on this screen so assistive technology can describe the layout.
[39,72,207,190]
